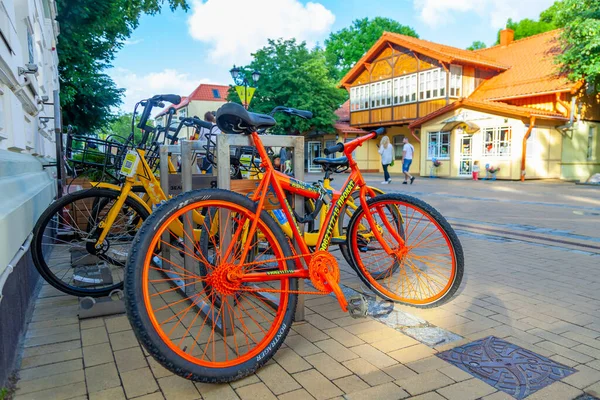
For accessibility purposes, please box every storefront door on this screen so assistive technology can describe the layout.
[307,141,322,172]
[459,135,473,176]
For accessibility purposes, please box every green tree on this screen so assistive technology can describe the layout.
[324,17,419,81]
[495,17,556,44]
[229,39,346,135]
[467,41,487,50]
[56,0,188,133]
[99,113,140,143]
[552,0,600,87]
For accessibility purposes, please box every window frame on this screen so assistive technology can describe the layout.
[482,126,512,157]
[449,65,463,98]
[427,131,450,160]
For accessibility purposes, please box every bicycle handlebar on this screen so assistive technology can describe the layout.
[324,142,344,155]
[323,127,386,155]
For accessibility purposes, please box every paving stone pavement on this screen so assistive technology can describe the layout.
[12,177,600,400]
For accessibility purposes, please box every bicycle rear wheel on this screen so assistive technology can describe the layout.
[31,188,150,297]
[347,193,463,308]
[125,189,297,383]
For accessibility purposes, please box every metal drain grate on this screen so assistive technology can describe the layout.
[438,336,577,399]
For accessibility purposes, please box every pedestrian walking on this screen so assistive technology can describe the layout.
[472,161,480,180]
[378,136,393,184]
[402,137,415,184]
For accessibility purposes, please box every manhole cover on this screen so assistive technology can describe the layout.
[438,336,577,399]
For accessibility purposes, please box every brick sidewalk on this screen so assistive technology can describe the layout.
[12,230,600,400]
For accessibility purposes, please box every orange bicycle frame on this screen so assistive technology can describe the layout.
[231,131,405,288]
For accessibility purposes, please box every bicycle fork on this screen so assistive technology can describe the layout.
[94,179,135,248]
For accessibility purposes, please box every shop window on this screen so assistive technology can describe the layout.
[483,126,512,157]
[427,131,450,159]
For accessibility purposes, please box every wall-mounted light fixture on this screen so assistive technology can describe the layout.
[18,64,38,76]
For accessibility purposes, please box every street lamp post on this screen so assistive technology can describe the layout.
[230,65,261,109]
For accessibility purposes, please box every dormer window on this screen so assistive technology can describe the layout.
[212,89,220,99]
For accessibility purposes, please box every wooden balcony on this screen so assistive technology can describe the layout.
[350,99,448,127]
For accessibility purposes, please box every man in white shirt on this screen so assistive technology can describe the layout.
[402,137,415,184]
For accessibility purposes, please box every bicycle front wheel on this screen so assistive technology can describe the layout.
[347,193,463,308]
[125,189,297,383]
[31,188,150,297]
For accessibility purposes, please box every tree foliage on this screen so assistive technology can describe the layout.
[229,39,346,135]
[495,17,556,44]
[98,113,146,144]
[56,0,187,133]
[467,41,487,50]
[553,0,600,88]
[324,17,419,81]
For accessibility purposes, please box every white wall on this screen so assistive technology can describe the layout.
[0,0,59,291]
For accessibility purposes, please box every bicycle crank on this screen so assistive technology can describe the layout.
[309,251,348,311]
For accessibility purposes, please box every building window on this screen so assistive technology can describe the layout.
[393,78,402,104]
[393,135,405,160]
[371,82,383,108]
[360,85,368,109]
[427,131,450,159]
[212,89,220,99]
[178,107,187,119]
[588,125,597,160]
[350,87,358,111]
[383,80,392,106]
[449,65,462,97]
[419,68,446,101]
[483,126,511,156]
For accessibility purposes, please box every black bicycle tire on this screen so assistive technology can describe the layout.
[125,188,298,383]
[31,187,150,297]
[346,193,464,308]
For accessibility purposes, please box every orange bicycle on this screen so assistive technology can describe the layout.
[124,102,464,383]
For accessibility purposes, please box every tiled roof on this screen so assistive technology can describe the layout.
[470,30,577,101]
[408,98,568,129]
[384,32,509,70]
[335,122,366,134]
[188,84,229,102]
[156,84,229,117]
[334,100,366,133]
[339,32,509,87]
[335,100,350,122]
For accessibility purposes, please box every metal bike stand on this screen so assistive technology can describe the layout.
[215,135,306,322]
[78,290,126,319]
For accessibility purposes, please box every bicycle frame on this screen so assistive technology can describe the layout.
[94,148,205,246]
[230,131,406,310]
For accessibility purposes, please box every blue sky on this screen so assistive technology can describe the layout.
[109,0,556,113]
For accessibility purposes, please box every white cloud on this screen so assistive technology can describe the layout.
[109,67,214,113]
[414,0,556,28]
[123,39,144,46]
[187,0,335,64]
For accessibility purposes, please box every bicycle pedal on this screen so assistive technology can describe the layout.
[347,294,368,319]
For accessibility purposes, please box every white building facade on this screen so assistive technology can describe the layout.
[0,0,59,385]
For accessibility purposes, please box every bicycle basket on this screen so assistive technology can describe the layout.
[65,134,128,170]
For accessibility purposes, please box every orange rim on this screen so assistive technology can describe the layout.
[141,199,291,368]
[351,200,456,305]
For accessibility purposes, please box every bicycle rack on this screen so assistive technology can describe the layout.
[156,136,305,333]
[78,290,126,319]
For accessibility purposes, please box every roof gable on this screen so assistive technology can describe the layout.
[339,32,509,87]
